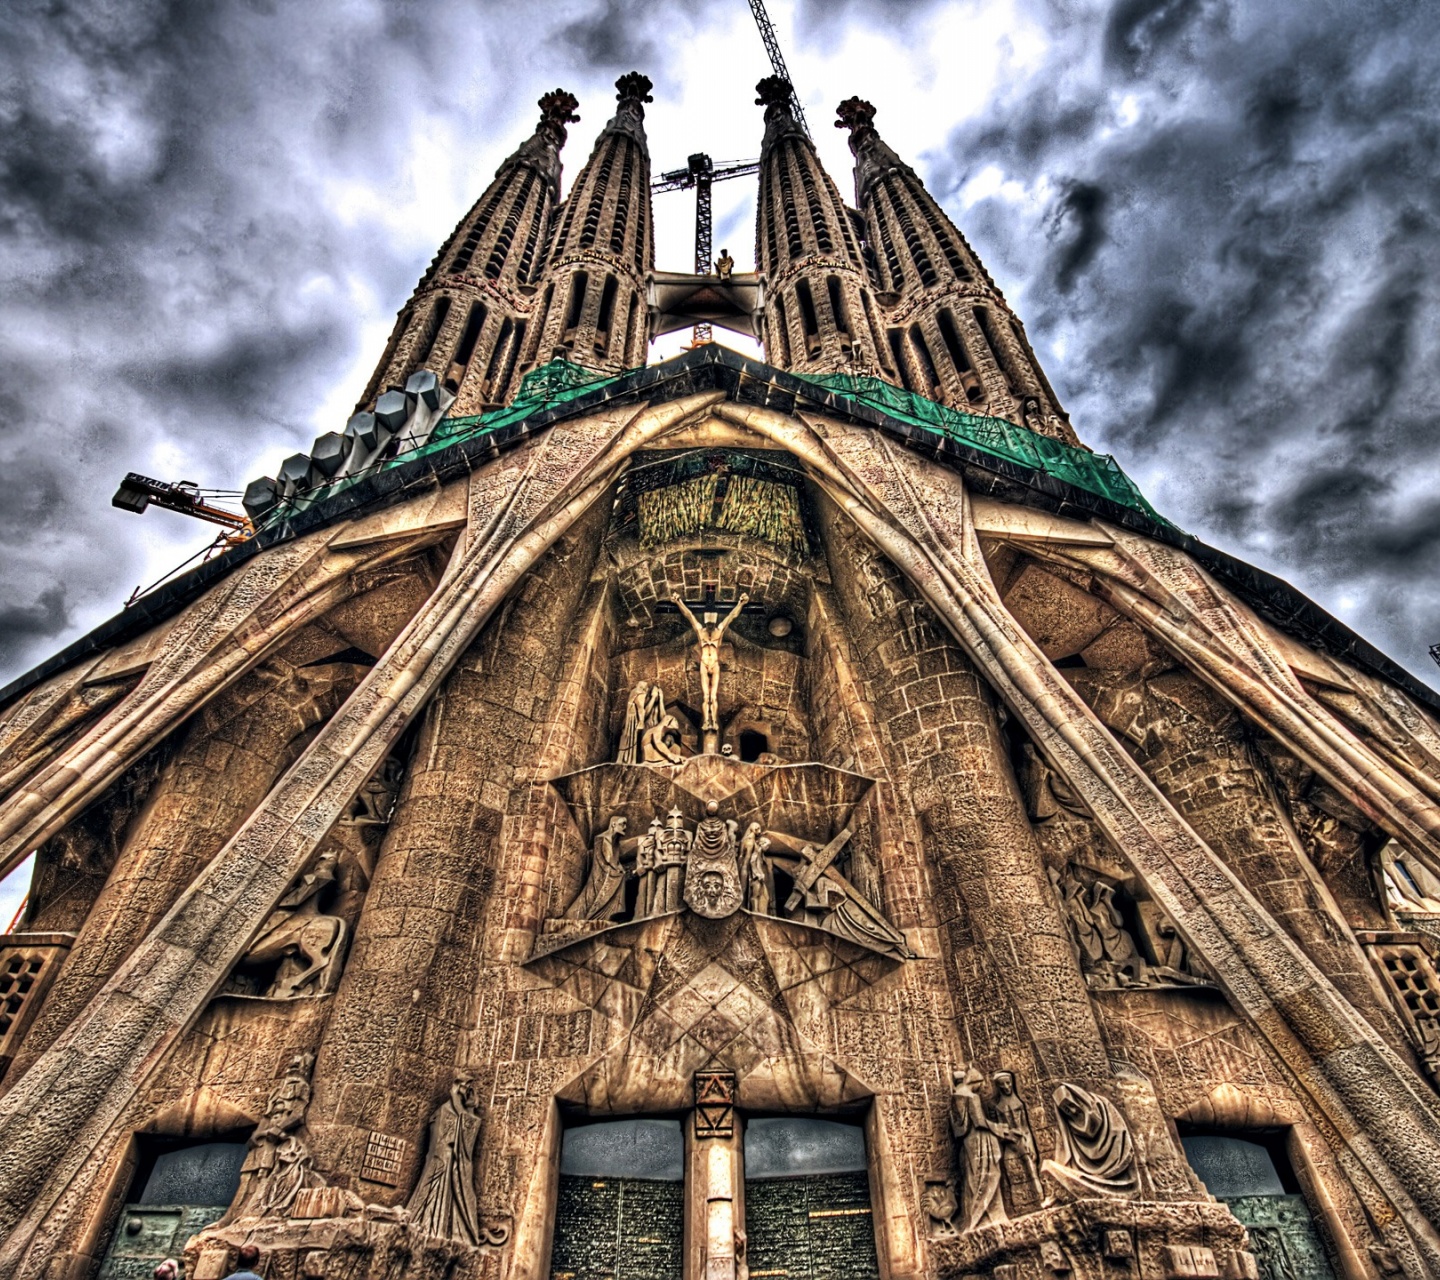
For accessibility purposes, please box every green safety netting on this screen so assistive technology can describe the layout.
[269,358,1164,529]
[796,372,1168,523]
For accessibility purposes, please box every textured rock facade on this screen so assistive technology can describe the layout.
[1,68,1440,1280]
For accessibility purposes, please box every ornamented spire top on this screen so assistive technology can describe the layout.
[834,96,876,139]
[615,72,654,106]
[755,75,794,120]
[606,71,654,144]
[536,89,581,148]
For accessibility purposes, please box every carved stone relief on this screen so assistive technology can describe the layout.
[1050,864,1211,990]
[1040,1083,1139,1202]
[545,760,910,958]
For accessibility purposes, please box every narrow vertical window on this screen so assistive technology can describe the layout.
[565,273,590,335]
[454,302,487,370]
[887,330,912,391]
[909,323,940,393]
[596,275,619,353]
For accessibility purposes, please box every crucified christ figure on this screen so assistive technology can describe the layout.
[672,591,749,733]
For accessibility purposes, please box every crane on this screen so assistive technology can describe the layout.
[747,0,810,137]
[649,0,807,343]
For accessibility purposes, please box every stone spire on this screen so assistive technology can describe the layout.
[517,72,656,385]
[835,97,1076,443]
[357,90,581,416]
[753,77,894,378]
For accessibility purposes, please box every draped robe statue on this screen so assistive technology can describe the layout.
[950,1066,1007,1232]
[617,680,665,764]
[407,1078,483,1243]
[1041,1082,1138,1201]
[564,816,629,921]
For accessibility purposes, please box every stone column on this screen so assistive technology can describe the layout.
[820,501,1111,1094]
[1073,666,1418,1063]
[303,505,608,1199]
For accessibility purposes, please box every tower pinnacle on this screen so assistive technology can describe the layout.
[753,77,892,378]
[835,98,1075,442]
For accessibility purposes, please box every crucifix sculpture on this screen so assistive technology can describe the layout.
[669,589,749,751]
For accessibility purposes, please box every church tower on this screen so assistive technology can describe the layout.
[753,77,892,377]
[359,89,581,417]
[522,72,656,380]
[835,97,1075,441]
[5,62,1440,1280]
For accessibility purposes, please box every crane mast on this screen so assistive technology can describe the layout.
[748,0,810,136]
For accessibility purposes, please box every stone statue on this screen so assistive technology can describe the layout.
[239,850,348,998]
[991,1071,1044,1205]
[655,808,692,913]
[344,754,404,825]
[714,248,735,280]
[740,822,773,914]
[407,1076,483,1244]
[226,1052,319,1222]
[618,679,666,765]
[1087,882,1148,985]
[641,712,686,764]
[564,816,629,921]
[635,816,663,918]
[950,1066,1007,1232]
[671,591,750,734]
[685,800,744,918]
[1041,1083,1138,1201]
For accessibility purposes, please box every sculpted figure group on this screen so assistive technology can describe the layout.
[928,1071,1137,1237]
[1051,864,1210,990]
[561,801,909,955]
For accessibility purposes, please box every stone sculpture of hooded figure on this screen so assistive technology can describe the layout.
[408,1078,482,1243]
[1041,1082,1138,1201]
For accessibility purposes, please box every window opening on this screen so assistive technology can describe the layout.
[739,730,769,763]
[596,275,619,353]
[565,273,590,337]
[909,324,940,395]
[551,1119,684,1280]
[454,302,487,372]
[1179,1130,1336,1280]
[744,1118,879,1280]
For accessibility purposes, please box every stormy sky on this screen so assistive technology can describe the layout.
[2,0,1439,695]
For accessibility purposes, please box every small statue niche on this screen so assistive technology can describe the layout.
[221,751,404,1000]
[1050,863,1211,991]
[928,1067,1044,1237]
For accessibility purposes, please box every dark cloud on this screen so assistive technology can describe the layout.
[2,0,1439,690]
[940,0,1440,677]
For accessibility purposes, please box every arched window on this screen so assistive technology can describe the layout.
[596,275,619,353]
[565,272,589,338]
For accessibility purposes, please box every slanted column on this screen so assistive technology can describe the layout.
[687,1071,742,1280]
[7,651,361,1083]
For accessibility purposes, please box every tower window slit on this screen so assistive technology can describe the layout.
[928,210,972,281]
[450,181,508,273]
[874,189,905,290]
[974,306,1019,395]
[761,173,780,272]
[595,275,619,353]
[484,317,514,389]
[826,275,852,352]
[419,296,451,366]
[777,148,803,259]
[795,280,821,357]
[517,190,547,282]
[453,302,488,371]
[887,330,912,390]
[495,320,526,401]
[771,295,792,366]
[580,140,617,250]
[894,194,937,287]
[909,323,940,394]
[610,149,635,255]
[938,309,983,404]
[486,173,534,279]
[565,273,589,336]
[798,150,833,252]
[626,291,643,362]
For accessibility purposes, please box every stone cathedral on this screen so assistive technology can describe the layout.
[4,67,1440,1280]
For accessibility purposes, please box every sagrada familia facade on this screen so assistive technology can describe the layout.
[1,68,1439,1280]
